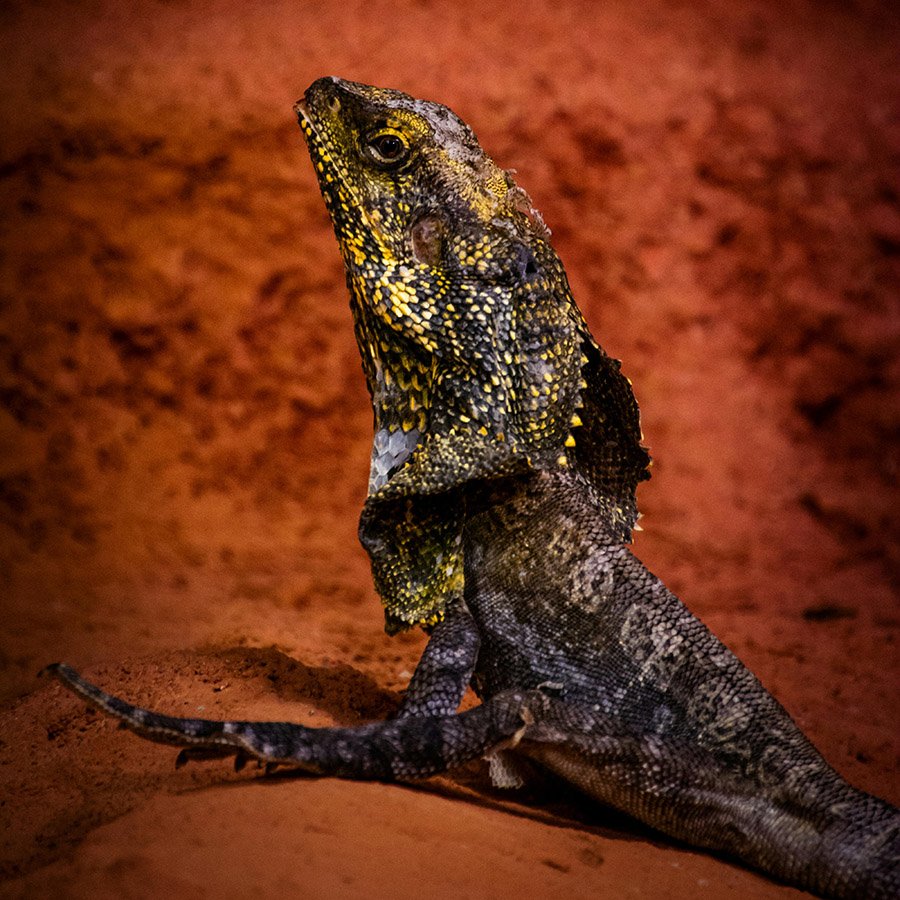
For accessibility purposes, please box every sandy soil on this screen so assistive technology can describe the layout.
[0,0,897,897]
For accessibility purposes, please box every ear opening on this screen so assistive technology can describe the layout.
[411,214,446,267]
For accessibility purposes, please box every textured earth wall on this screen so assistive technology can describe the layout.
[1,1,897,897]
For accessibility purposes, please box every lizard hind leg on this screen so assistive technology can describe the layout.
[519,696,900,900]
[45,663,539,782]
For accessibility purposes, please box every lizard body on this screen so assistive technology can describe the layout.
[49,78,899,899]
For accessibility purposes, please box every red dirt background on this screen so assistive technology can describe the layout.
[1,1,897,897]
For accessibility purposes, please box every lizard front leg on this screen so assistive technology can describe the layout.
[394,598,542,790]
[45,663,534,780]
[394,598,480,719]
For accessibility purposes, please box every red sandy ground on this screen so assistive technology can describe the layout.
[0,1,897,897]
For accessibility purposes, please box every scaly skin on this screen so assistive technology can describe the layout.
[48,78,899,898]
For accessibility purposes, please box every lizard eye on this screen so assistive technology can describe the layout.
[366,130,409,166]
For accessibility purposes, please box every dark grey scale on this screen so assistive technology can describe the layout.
[459,470,899,899]
[394,599,481,718]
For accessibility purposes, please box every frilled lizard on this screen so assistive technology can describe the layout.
[47,77,898,899]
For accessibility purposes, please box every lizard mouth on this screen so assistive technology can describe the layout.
[293,100,352,196]
[293,96,318,140]
[293,95,388,262]
[292,98,311,124]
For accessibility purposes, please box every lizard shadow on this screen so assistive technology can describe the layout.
[217,756,691,856]
[207,644,401,722]
[262,765,759,878]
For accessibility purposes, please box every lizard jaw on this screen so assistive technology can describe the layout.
[294,88,394,268]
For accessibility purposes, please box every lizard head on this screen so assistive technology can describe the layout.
[295,76,535,271]
[295,77,574,478]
